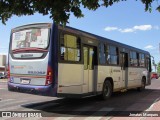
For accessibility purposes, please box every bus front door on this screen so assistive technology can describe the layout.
[83,46,97,93]
[120,52,128,89]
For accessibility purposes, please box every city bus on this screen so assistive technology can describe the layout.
[8,23,152,100]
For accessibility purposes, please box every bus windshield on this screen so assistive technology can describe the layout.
[11,28,49,50]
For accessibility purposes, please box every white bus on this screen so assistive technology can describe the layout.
[8,23,152,99]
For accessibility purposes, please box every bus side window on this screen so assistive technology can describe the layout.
[60,34,81,62]
[146,56,152,72]
[99,43,106,64]
[139,53,145,67]
[107,45,119,65]
[149,58,152,72]
[130,51,138,67]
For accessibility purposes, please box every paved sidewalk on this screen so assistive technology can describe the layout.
[110,79,160,120]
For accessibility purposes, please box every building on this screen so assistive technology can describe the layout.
[0,55,7,72]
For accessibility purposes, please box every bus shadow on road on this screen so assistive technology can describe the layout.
[22,88,160,116]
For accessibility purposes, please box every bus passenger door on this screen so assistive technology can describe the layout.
[120,52,128,88]
[83,46,97,93]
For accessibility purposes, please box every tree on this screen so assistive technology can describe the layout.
[157,62,160,74]
[0,0,160,25]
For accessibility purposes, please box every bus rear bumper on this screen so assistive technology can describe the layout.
[8,82,57,97]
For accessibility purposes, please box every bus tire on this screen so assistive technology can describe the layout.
[137,77,146,92]
[101,80,113,100]
[8,87,12,91]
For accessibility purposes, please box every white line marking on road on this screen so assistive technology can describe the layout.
[53,106,94,120]
[0,100,27,111]
[0,88,6,90]
[84,107,113,120]
[0,99,15,103]
[54,117,74,120]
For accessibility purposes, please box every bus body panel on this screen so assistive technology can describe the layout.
[8,53,49,85]
[128,67,141,87]
[8,22,152,98]
[57,63,84,94]
[8,82,56,96]
[8,52,58,96]
[97,66,150,92]
[97,66,122,91]
[8,23,58,96]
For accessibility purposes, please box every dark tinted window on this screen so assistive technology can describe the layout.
[139,53,145,67]
[99,43,106,64]
[107,45,119,65]
[130,51,138,66]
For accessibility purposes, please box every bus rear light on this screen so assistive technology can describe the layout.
[45,66,53,85]
[8,65,10,77]
[8,64,10,81]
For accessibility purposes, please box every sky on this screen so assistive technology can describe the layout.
[0,1,160,70]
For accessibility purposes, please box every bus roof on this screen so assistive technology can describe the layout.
[12,22,150,55]
[12,23,52,32]
[59,25,150,55]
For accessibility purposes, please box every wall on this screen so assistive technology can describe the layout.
[0,55,7,72]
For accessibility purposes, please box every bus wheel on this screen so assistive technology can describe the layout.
[8,86,12,91]
[137,78,146,92]
[101,80,112,100]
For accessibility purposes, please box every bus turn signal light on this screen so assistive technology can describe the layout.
[45,66,53,85]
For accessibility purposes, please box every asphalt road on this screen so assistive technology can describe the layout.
[0,78,160,119]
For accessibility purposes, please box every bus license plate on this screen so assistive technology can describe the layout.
[21,79,30,84]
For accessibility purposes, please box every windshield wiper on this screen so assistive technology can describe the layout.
[12,48,48,53]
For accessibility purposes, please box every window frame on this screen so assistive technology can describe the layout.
[107,44,119,65]
[58,31,82,64]
[98,42,106,65]
[139,53,145,67]
[98,42,119,66]
[129,51,138,67]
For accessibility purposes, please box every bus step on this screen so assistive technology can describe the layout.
[121,89,127,92]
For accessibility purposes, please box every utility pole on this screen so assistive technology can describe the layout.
[151,56,156,72]
[155,64,157,73]
[159,43,160,55]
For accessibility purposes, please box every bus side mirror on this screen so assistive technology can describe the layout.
[152,60,155,65]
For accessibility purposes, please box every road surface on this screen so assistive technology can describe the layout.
[0,78,160,119]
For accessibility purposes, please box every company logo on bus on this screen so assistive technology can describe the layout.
[28,71,46,75]
[11,65,26,69]
[21,54,33,58]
